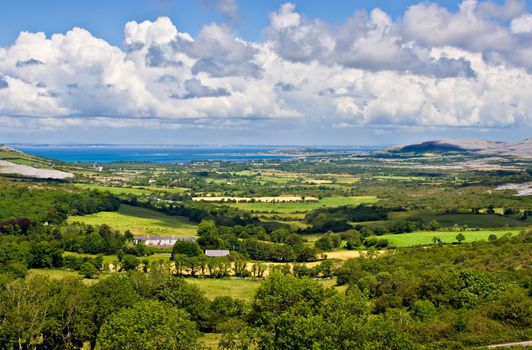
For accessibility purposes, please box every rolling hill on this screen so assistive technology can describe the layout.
[391,139,532,158]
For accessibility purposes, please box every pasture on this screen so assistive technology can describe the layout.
[225,196,379,214]
[193,195,319,202]
[424,214,531,228]
[380,229,519,247]
[74,184,188,196]
[189,277,347,301]
[27,268,106,285]
[187,278,261,300]
[67,204,198,236]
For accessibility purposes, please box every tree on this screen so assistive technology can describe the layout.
[172,241,203,258]
[197,219,217,236]
[43,278,96,349]
[488,285,532,328]
[248,273,370,349]
[410,300,436,322]
[153,276,211,330]
[29,241,63,268]
[0,275,52,349]
[89,275,140,348]
[210,296,246,329]
[121,254,140,271]
[456,233,465,244]
[80,261,99,278]
[97,300,202,350]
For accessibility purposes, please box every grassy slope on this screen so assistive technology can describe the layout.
[380,229,521,247]
[425,213,532,228]
[74,184,188,196]
[67,204,197,236]
[0,150,53,169]
[74,184,152,196]
[226,196,379,214]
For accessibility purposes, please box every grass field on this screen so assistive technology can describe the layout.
[74,184,188,196]
[189,277,347,301]
[134,186,188,194]
[63,251,172,265]
[425,214,531,228]
[193,196,319,203]
[380,229,520,247]
[67,204,198,236]
[187,278,261,300]
[373,175,428,181]
[226,196,379,214]
[27,268,106,285]
[63,251,117,264]
[0,150,53,168]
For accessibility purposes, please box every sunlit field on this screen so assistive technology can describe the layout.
[68,204,197,236]
[380,229,519,247]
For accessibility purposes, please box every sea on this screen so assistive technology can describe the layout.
[13,145,382,163]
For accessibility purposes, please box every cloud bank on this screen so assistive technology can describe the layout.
[0,0,531,132]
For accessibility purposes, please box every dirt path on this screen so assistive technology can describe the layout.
[486,340,532,348]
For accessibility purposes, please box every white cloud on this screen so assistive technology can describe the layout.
[0,1,531,133]
[511,13,532,33]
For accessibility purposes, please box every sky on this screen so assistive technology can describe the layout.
[0,0,531,145]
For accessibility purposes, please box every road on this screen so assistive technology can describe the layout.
[486,341,532,348]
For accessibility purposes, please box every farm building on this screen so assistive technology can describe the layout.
[205,249,230,257]
[134,235,196,247]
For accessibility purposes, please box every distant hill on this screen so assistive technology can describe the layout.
[391,139,532,158]
[0,145,74,179]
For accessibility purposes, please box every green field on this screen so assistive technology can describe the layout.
[63,251,172,265]
[380,229,520,247]
[63,251,117,264]
[186,278,262,300]
[188,277,347,301]
[28,268,82,280]
[74,184,152,196]
[226,196,379,214]
[373,175,428,181]
[0,150,54,169]
[425,214,531,228]
[74,184,188,196]
[67,204,198,236]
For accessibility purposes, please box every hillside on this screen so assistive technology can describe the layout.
[0,145,74,179]
[392,139,532,158]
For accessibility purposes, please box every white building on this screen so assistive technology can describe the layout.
[134,235,196,247]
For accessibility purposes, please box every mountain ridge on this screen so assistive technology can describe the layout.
[391,139,532,158]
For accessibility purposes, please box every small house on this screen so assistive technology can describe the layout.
[134,235,196,247]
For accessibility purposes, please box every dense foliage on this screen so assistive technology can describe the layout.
[0,180,119,224]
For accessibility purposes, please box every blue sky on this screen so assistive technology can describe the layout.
[0,0,531,145]
[0,0,474,46]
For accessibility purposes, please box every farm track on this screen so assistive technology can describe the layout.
[485,340,532,348]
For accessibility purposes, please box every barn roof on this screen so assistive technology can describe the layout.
[205,249,230,257]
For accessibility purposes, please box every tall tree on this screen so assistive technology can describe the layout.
[97,300,202,350]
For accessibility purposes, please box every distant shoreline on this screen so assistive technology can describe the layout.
[11,145,384,163]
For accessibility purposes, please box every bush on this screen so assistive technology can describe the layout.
[80,262,98,279]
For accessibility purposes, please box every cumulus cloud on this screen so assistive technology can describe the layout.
[0,1,531,133]
[179,78,231,99]
[511,13,532,33]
